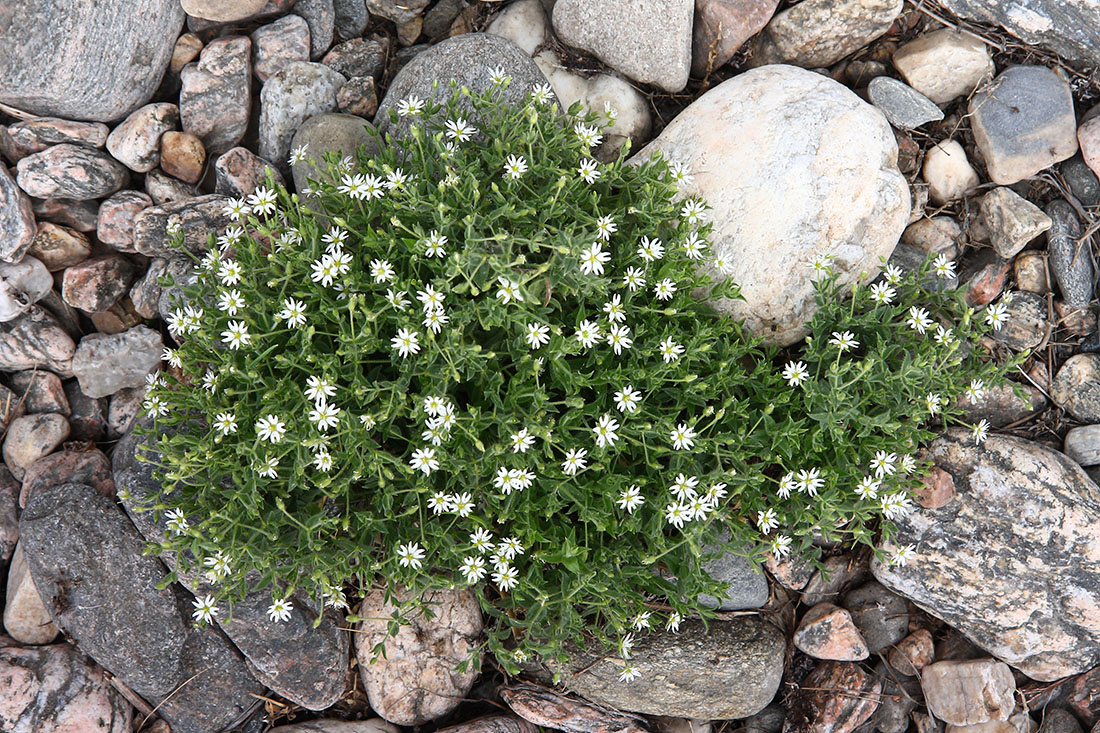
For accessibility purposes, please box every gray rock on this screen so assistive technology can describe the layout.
[367,0,430,23]
[424,0,467,37]
[697,546,769,611]
[0,256,53,323]
[871,664,919,733]
[874,430,1100,681]
[19,482,266,733]
[259,62,346,172]
[841,581,908,654]
[1061,154,1100,208]
[1037,709,1082,733]
[785,660,881,733]
[130,257,168,320]
[1046,199,1093,309]
[16,144,128,200]
[334,0,371,38]
[215,147,285,197]
[61,254,136,313]
[180,36,253,156]
[107,386,144,440]
[4,118,111,158]
[37,290,82,341]
[4,543,59,644]
[868,76,944,130]
[158,258,201,320]
[0,164,35,263]
[2,414,70,481]
[270,721,401,733]
[558,617,784,719]
[969,66,1078,186]
[741,704,787,733]
[182,0,267,21]
[937,0,1100,69]
[691,0,780,77]
[1064,425,1100,467]
[323,38,388,82]
[105,103,179,173]
[991,290,1050,352]
[376,34,551,141]
[0,467,17,563]
[252,15,311,82]
[0,306,76,374]
[754,0,903,68]
[145,168,198,204]
[296,0,336,59]
[31,198,99,233]
[500,686,647,733]
[956,381,1046,429]
[290,113,379,191]
[72,326,162,398]
[0,0,184,122]
[132,194,233,256]
[973,187,1052,258]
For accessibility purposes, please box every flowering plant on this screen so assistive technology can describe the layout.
[136,77,1021,677]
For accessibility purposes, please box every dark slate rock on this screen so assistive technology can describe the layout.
[295,0,336,59]
[870,663,920,733]
[290,113,379,191]
[113,423,351,711]
[132,194,233,256]
[180,36,253,156]
[1046,199,1094,309]
[0,164,36,263]
[375,33,551,141]
[0,0,185,122]
[841,581,908,654]
[19,481,266,733]
[0,306,76,374]
[334,0,370,38]
[868,76,944,130]
[15,144,128,201]
[1062,154,1100,208]
[424,0,467,38]
[938,0,1100,68]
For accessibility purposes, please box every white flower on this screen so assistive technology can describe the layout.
[890,544,916,567]
[622,267,646,291]
[934,325,954,345]
[683,231,707,260]
[397,542,426,570]
[870,282,896,305]
[391,328,421,358]
[592,413,620,448]
[255,414,287,443]
[797,468,825,496]
[426,491,450,515]
[530,83,555,105]
[870,451,897,478]
[257,456,279,479]
[313,449,333,473]
[165,214,183,236]
[370,259,395,283]
[524,322,551,349]
[221,320,252,350]
[452,492,475,517]
[460,556,487,584]
[670,423,696,451]
[574,122,603,149]
[881,491,914,520]
[492,564,519,592]
[964,379,985,405]
[311,255,339,287]
[498,537,524,560]
[504,154,528,179]
[757,508,779,534]
[489,65,510,86]
[289,145,309,165]
[203,552,232,583]
[165,508,189,535]
[829,330,859,352]
[665,502,690,529]
[162,348,182,369]
[265,599,294,625]
[575,319,601,348]
[666,612,682,632]
[142,394,169,417]
[420,308,448,334]
[416,284,446,313]
[338,173,368,199]
[632,612,651,631]
[932,253,956,279]
[907,306,933,334]
[637,236,664,262]
[618,484,644,513]
[776,472,797,499]
[580,242,611,276]
[926,392,942,415]
[618,663,641,683]
[782,360,809,387]
[606,324,633,356]
[309,401,341,431]
[653,278,677,301]
[304,375,336,404]
[705,482,728,504]
[855,476,881,500]
[192,595,218,624]
[810,253,834,277]
[247,186,277,216]
[278,297,307,328]
[445,117,476,142]
[972,419,990,445]
[669,473,699,500]
[386,289,411,310]
[470,527,494,553]
[423,230,448,257]
[561,447,588,475]
[578,159,600,184]
[770,534,792,560]
[216,289,245,316]
[218,259,243,286]
[360,174,386,199]
[397,95,424,117]
[883,264,904,285]
[409,447,439,475]
[659,337,685,363]
[900,454,917,475]
[214,411,237,436]
[321,227,347,248]
[385,168,409,190]
[223,198,249,221]
[985,302,1009,331]
[201,371,218,393]
[614,385,642,413]
[496,277,524,304]
[600,295,625,324]
[595,215,617,241]
[510,428,536,454]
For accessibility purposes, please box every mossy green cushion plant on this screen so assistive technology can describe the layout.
[137,75,1021,677]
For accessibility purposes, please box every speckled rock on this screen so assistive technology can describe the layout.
[1064,425,1100,467]
[3,118,110,158]
[9,370,68,417]
[990,290,1049,351]
[501,685,649,733]
[2,414,70,481]
[957,381,1046,428]
[61,254,135,313]
[4,543,59,644]
[696,542,770,611]
[356,587,482,724]
[145,167,197,204]
[785,660,881,733]
[259,62,346,172]
[295,0,336,59]
[129,258,168,319]
[1052,354,1100,422]
[366,0,430,23]
[0,306,75,374]
[892,29,994,105]
[132,194,233,256]
[215,147,285,197]
[160,131,206,184]
[290,113,378,191]
[182,0,267,22]
[922,659,1016,726]
[16,144,128,200]
[889,629,935,676]
[270,720,402,733]
[874,430,1100,681]
[640,64,909,346]
[337,76,379,118]
[973,187,1051,258]
[97,190,153,253]
[868,76,944,130]
[21,445,114,509]
[0,467,17,562]
[31,198,98,233]
[323,38,388,81]
[0,256,52,323]
[841,581,908,654]
[108,386,144,439]
[1046,199,1093,309]
[71,326,162,398]
[753,0,903,68]
[252,15,311,82]
[28,222,91,271]
[334,0,371,38]
[559,617,785,719]
[1062,154,1100,208]
[106,103,179,173]
[692,0,780,76]
[180,36,253,156]
[0,165,35,263]
[793,603,870,661]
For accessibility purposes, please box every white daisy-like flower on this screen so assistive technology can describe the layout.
[221,320,252,350]
[659,337,685,363]
[391,328,421,358]
[445,117,476,142]
[386,289,411,310]
[965,379,985,405]
[926,392,942,415]
[601,294,625,324]
[797,467,825,496]
[511,428,536,453]
[524,323,551,349]
[427,491,451,515]
[416,284,445,314]
[855,475,881,500]
[561,447,588,475]
[385,167,409,190]
[311,255,339,287]
[782,360,810,387]
[907,306,933,334]
[489,65,510,86]
[575,319,601,348]
[829,330,859,352]
[580,242,611,276]
[223,198,250,221]
[757,508,779,534]
[247,186,277,216]
[192,595,218,624]
[770,534,792,560]
[777,471,798,499]
[900,454,917,475]
[883,264,904,285]
[213,411,237,436]
[496,277,524,304]
[530,83,555,105]
[305,375,336,403]
[361,174,387,199]
[492,564,519,592]
[632,611,651,631]
[575,123,603,149]
[670,423,696,451]
[217,289,245,316]
[165,508,189,535]
[396,542,426,569]
[592,413,620,448]
[309,401,341,431]
[869,450,897,478]
[396,95,424,117]
[985,302,1009,331]
[278,297,307,327]
[934,324,954,346]
[289,145,309,165]
[618,484,644,513]
[614,385,641,413]
[681,199,707,225]
[578,159,600,184]
[622,266,646,291]
[637,236,664,262]
[423,230,448,257]
[460,556,487,584]
[932,253,956,279]
[705,482,728,505]
[452,492,475,517]
[881,491,914,520]
[423,309,449,334]
[870,282,896,305]
[142,394,169,417]
[201,371,218,393]
[665,502,690,529]
[409,447,439,476]
[683,231,707,260]
[370,259,396,283]
[669,473,699,500]
[503,154,528,179]
[255,414,286,443]
[162,348,182,369]
[470,527,495,553]
[218,259,243,286]
[666,612,682,633]
[498,537,524,560]
[203,552,232,583]
[313,449,333,473]
[338,173,369,199]
[890,544,916,567]
[972,419,991,445]
[258,456,279,479]
[166,214,183,237]
[607,324,632,354]
[654,278,677,301]
[595,215,617,241]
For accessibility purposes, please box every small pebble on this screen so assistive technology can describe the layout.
[1014,253,1049,294]
[922,659,1016,726]
[793,603,870,661]
[32,198,99,233]
[322,37,389,81]
[923,140,979,205]
[28,222,91,271]
[180,36,253,156]
[160,131,207,184]
[97,190,154,253]
[892,28,993,104]
[915,467,955,509]
[901,216,960,258]
[3,543,59,644]
[71,326,163,398]
[974,187,1052,259]
[1061,154,1100,207]
[2,413,70,481]
[10,370,69,415]
[145,168,197,204]
[337,77,379,118]
[1064,425,1100,467]
[1046,199,1093,309]
[992,290,1049,351]
[842,581,908,653]
[61,254,136,313]
[0,256,53,323]
[888,629,935,676]
[106,103,179,173]
[251,14,310,82]
[1051,354,1100,422]
[16,144,128,200]
[868,76,944,130]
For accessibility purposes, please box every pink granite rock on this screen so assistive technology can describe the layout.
[97,191,153,253]
[16,144,128,200]
[180,36,253,155]
[105,103,179,172]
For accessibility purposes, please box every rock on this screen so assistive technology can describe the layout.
[785,660,881,733]
[957,381,1046,429]
[0,306,76,374]
[423,0,467,37]
[973,188,1052,258]
[501,684,649,733]
[132,194,233,256]
[259,62,346,172]
[91,298,142,335]
[130,259,167,320]
[31,198,98,233]
[215,147,285,197]
[160,131,206,184]
[106,103,179,173]
[922,659,1015,726]
[640,64,909,346]
[145,168,197,204]
[935,0,1100,70]
[366,0,429,23]
[1062,154,1100,207]
[18,482,266,733]
[766,552,816,590]
[692,0,779,76]
[0,383,24,433]
[1046,200,1093,309]
[186,0,298,29]
[337,77,380,118]
[182,0,267,22]
[61,254,136,313]
[28,221,91,271]
[964,253,1012,307]
[252,15,311,82]
[1052,354,1100,422]
[157,258,200,320]
[0,467,17,562]
[923,140,979,205]
[4,543,59,644]
[355,587,482,724]
[4,118,111,159]
[868,77,944,130]
[969,66,1078,186]
[653,718,713,733]
[1036,710,1082,733]
[552,0,692,92]
[97,190,153,253]
[0,165,35,263]
[270,721,403,733]
[891,29,994,105]
[1014,253,1048,294]
[582,74,652,162]
[171,33,205,76]
[377,34,550,141]
[323,38,389,81]
[914,466,956,509]
[697,544,769,611]
[180,36,253,156]
[0,641,133,732]
[901,217,960,258]
[1065,425,1100,466]
[38,290,82,342]
[334,0,371,38]
[888,629,934,676]
[71,326,162,399]
[1078,117,1100,179]
[841,581,908,654]
[21,445,114,508]
[873,665,920,733]
[874,430,1100,681]
[793,603,870,661]
[559,617,784,719]
[802,554,870,607]
[753,0,903,69]
[989,290,1049,351]
[0,0,184,122]
[0,256,52,323]
[290,113,378,191]
[2,414,70,481]
[10,370,69,416]
[295,0,336,59]
[487,0,549,55]
[16,144,128,200]
[107,386,144,439]
[741,705,787,733]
